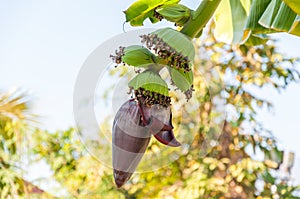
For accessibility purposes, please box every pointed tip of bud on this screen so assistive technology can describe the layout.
[113,169,133,188]
[115,181,124,188]
[115,181,123,188]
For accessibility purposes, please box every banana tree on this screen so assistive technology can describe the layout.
[111,0,300,188]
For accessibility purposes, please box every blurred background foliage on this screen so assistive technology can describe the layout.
[1,25,300,198]
[0,91,51,198]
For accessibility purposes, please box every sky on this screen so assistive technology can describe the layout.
[1,0,300,194]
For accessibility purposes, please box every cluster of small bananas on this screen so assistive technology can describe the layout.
[134,88,171,107]
[140,34,190,72]
[110,46,125,66]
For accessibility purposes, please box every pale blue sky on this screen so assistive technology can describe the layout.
[1,0,300,193]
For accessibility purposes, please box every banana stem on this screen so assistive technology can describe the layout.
[180,0,221,38]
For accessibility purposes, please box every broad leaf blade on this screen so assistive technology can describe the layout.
[214,0,251,44]
[271,2,297,32]
[283,0,300,15]
[244,0,272,37]
[259,0,282,28]
[240,0,252,16]
[289,15,300,36]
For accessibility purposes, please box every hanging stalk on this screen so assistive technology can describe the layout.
[180,0,222,38]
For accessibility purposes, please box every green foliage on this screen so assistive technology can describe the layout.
[0,90,50,198]
[283,0,300,15]
[214,0,251,43]
[125,0,300,43]
[124,0,221,38]
[32,128,125,198]
[215,0,300,40]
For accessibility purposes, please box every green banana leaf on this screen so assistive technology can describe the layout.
[289,15,300,36]
[259,0,282,28]
[214,0,300,45]
[214,0,251,44]
[283,0,300,15]
[271,2,297,31]
[245,0,272,34]
[125,0,300,44]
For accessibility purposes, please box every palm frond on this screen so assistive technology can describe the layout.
[0,89,33,121]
